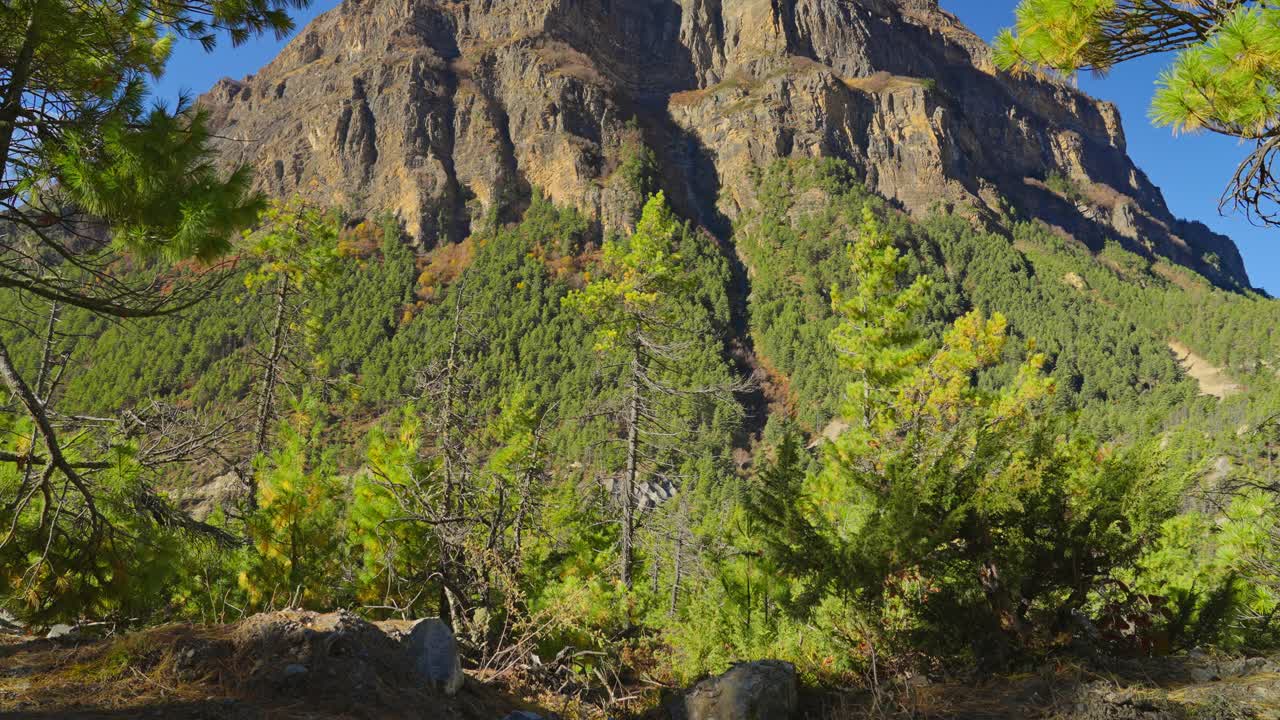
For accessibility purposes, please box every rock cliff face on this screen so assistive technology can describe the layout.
[201,0,1250,288]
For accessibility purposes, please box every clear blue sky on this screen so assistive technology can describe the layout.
[939,1,1278,294]
[154,0,1278,293]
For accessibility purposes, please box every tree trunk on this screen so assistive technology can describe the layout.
[650,549,661,595]
[621,358,640,591]
[18,303,60,493]
[0,8,38,179]
[979,559,1027,658]
[438,279,467,624]
[512,473,529,562]
[511,432,541,562]
[0,338,98,521]
[249,273,290,510]
[34,302,59,400]
[441,279,464,515]
[669,527,683,616]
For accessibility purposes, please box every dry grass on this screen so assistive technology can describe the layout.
[1081,180,1129,210]
[669,57,905,111]
[5,624,1275,720]
[668,76,751,108]
[0,613,542,720]
[802,670,1069,719]
[667,86,713,108]
[840,71,932,94]
[670,59,822,109]
[1153,260,1211,293]
[534,40,607,86]
[801,659,1272,719]
[0,625,242,718]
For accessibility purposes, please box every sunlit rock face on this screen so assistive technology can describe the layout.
[201,0,1249,288]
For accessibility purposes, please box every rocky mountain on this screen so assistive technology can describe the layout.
[201,0,1250,289]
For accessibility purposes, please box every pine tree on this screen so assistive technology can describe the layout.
[481,388,548,574]
[995,0,1280,226]
[240,396,345,611]
[0,0,312,622]
[241,197,341,506]
[564,192,743,593]
[349,409,440,617]
[748,207,1176,662]
[0,0,306,314]
[827,206,934,433]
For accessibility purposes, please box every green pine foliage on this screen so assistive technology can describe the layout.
[4,142,1280,688]
[348,409,439,615]
[0,0,317,621]
[0,0,306,310]
[686,204,1185,674]
[995,1,1280,225]
[238,397,347,611]
[0,426,196,624]
[733,160,960,431]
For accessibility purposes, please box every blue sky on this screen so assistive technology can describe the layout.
[154,0,1278,293]
[942,1,1278,294]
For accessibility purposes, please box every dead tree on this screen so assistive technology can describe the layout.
[605,330,748,593]
[252,272,290,462]
[0,297,246,620]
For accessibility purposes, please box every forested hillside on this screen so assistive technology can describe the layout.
[5,154,1280,666]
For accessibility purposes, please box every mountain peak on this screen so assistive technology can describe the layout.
[201,0,1249,287]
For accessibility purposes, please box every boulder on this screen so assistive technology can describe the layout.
[406,618,464,696]
[684,660,798,720]
[177,470,247,522]
[0,609,21,633]
[45,623,77,640]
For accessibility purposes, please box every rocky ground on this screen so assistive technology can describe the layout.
[0,611,542,719]
[0,611,1276,719]
[837,656,1280,719]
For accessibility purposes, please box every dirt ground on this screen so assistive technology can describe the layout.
[807,656,1280,719]
[2,613,1278,719]
[0,611,547,720]
[1169,340,1242,399]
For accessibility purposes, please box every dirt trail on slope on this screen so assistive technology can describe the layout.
[1169,341,1242,399]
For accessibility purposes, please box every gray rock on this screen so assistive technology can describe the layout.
[684,660,797,720]
[45,623,77,640]
[406,618,464,696]
[283,663,308,677]
[0,610,22,635]
[198,0,1251,290]
[1189,666,1218,684]
[177,470,247,522]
